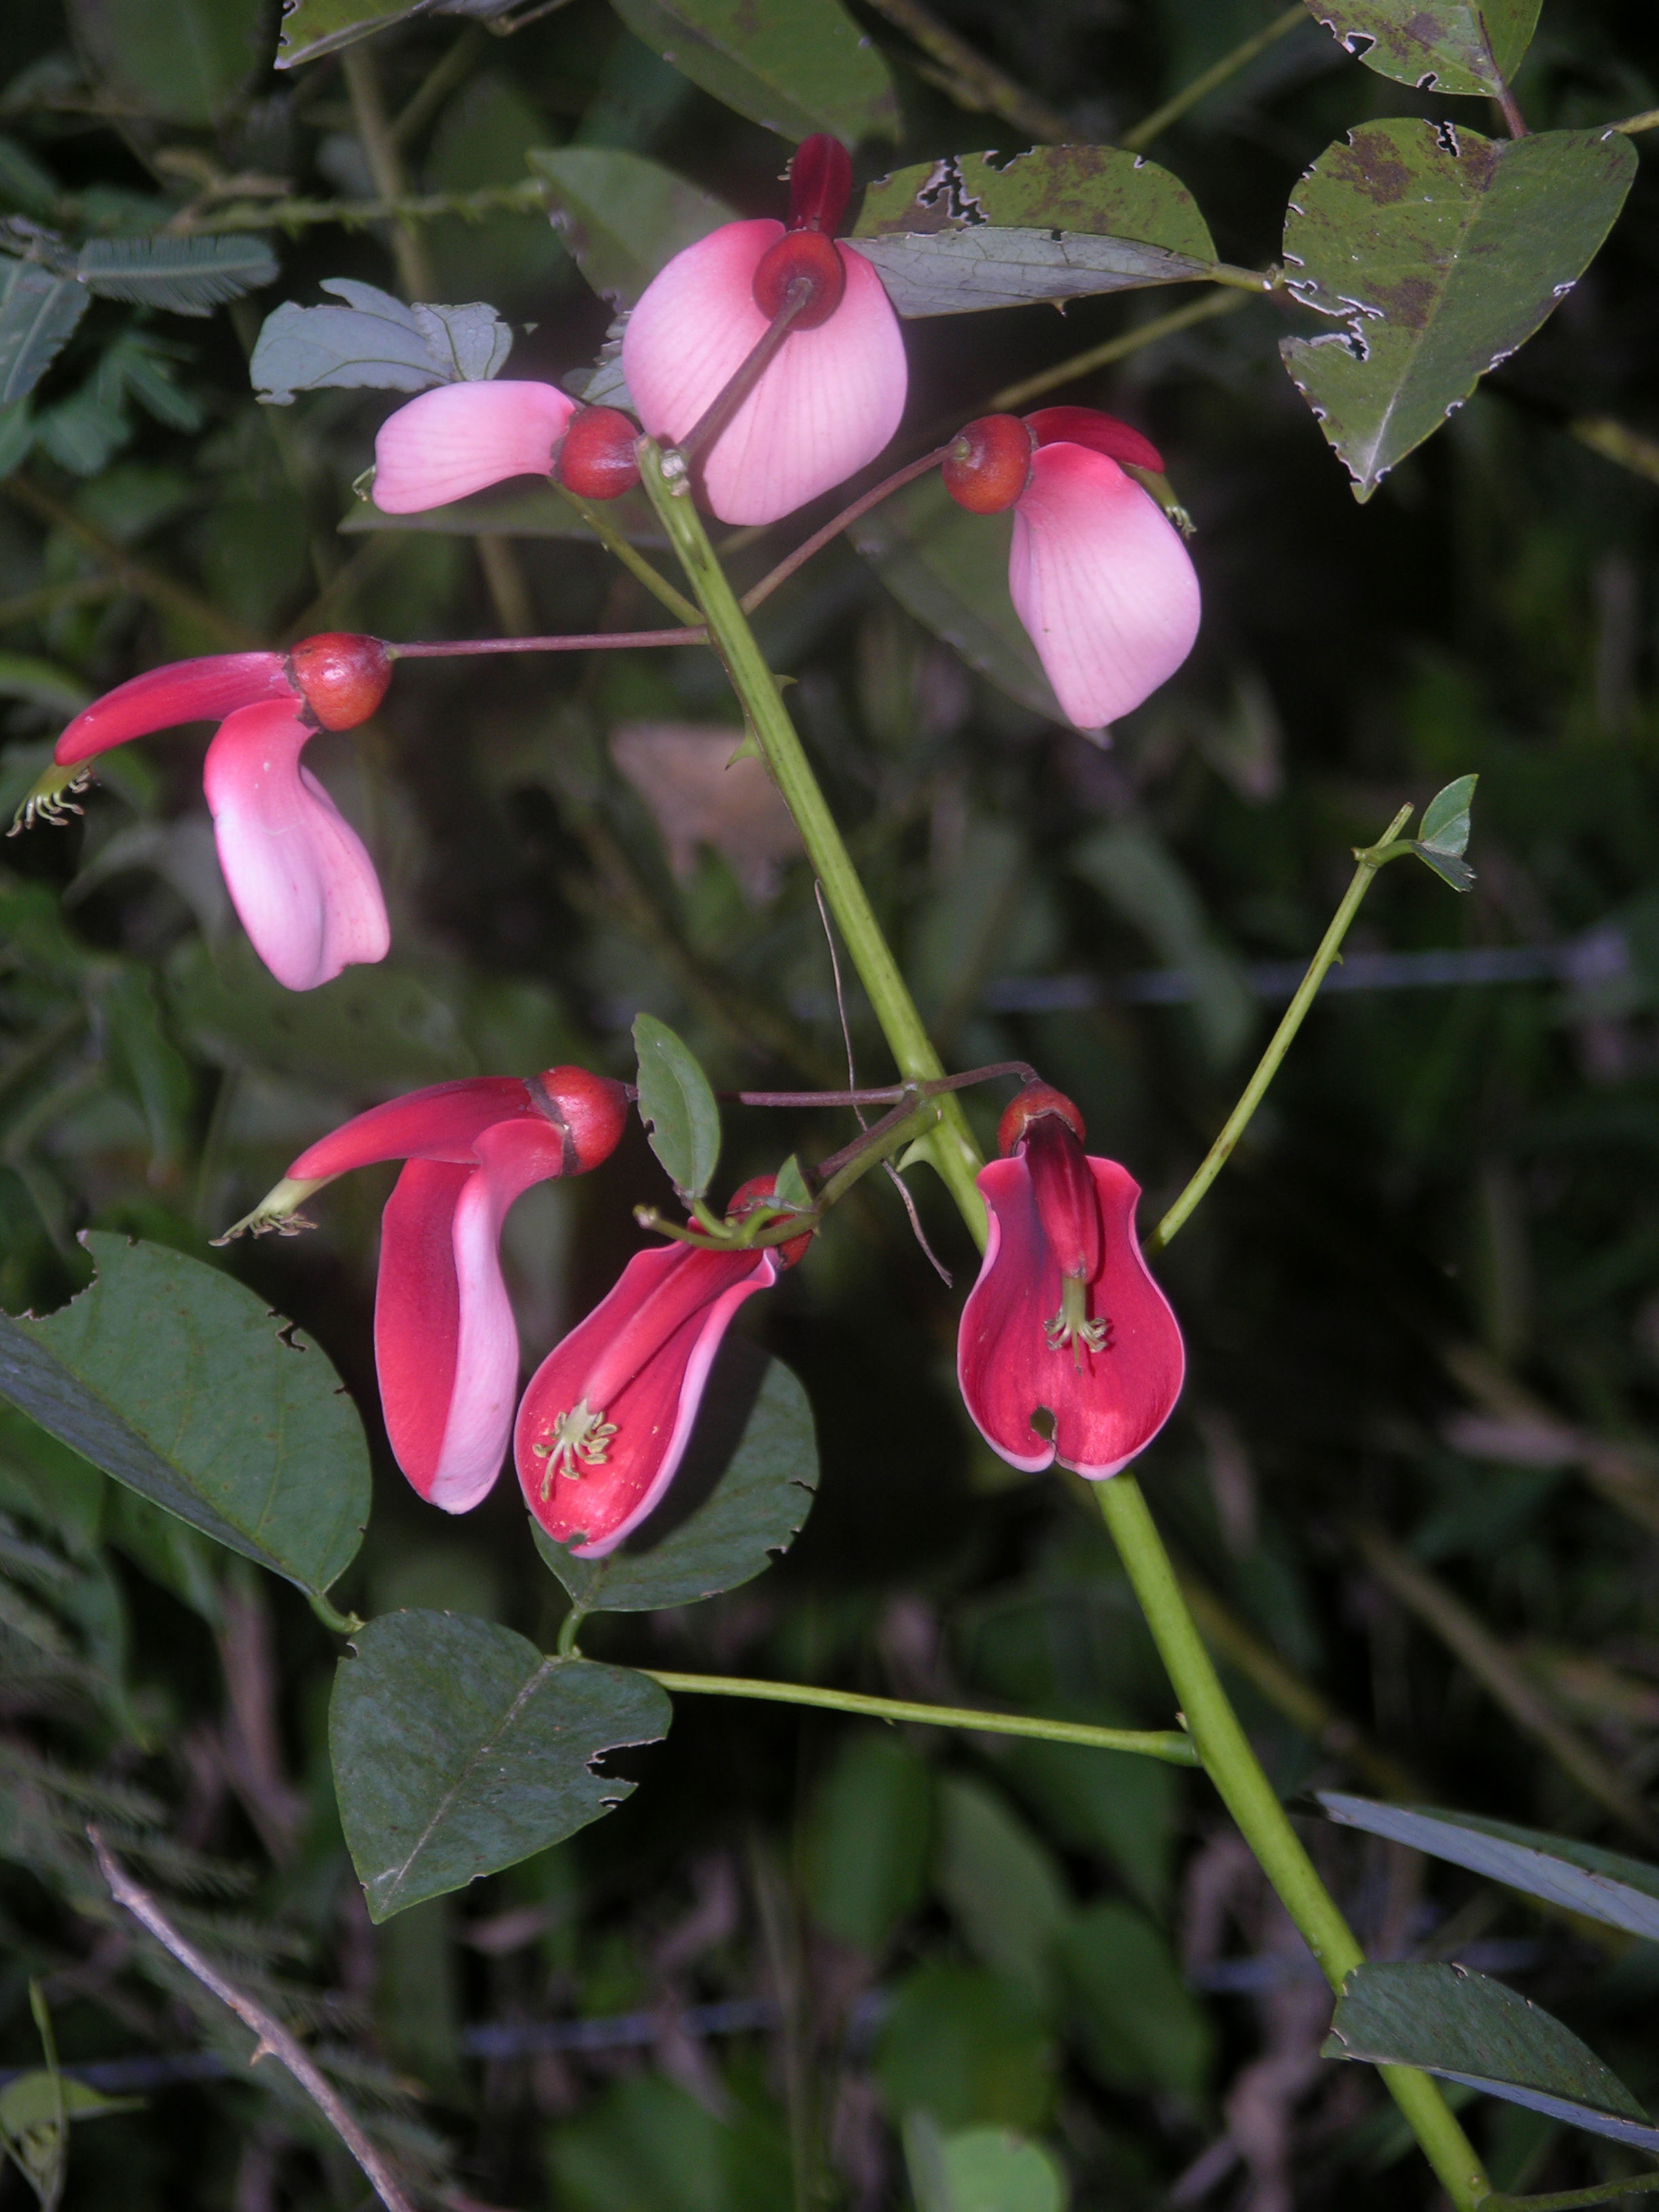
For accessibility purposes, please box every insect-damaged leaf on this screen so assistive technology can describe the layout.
[0,259,87,408]
[608,0,899,148]
[852,146,1217,317]
[0,1235,368,1601]
[1305,0,1542,100]
[534,1346,818,1614]
[250,279,512,405]
[529,148,736,310]
[331,1610,670,1919]
[633,1011,721,1202]
[1281,121,1635,499]
[1326,1963,1659,2151]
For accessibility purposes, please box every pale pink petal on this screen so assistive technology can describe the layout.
[202,702,390,991]
[372,380,576,512]
[1008,442,1201,732]
[623,221,907,526]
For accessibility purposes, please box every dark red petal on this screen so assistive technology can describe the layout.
[56,654,292,766]
[1025,407,1165,474]
[787,135,853,235]
[1023,1111,1102,1282]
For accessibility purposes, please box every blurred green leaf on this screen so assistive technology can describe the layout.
[1282,123,1636,499]
[608,0,899,146]
[936,1776,1069,2014]
[1326,1961,1659,2150]
[330,1610,671,1919]
[0,260,87,409]
[101,968,192,1179]
[274,0,428,67]
[548,2073,791,2212]
[633,1010,720,1200]
[1306,0,1542,97]
[804,1729,933,1954]
[875,1963,1054,2131]
[530,148,736,310]
[1409,842,1476,891]
[1418,772,1477,855]
[1000,1739,1178,1917]
[340,478,665,540]
[0,2067,140,2203]
[1063,1900,1212,2100]
[69,0,265,123]
[853,146,1216,316]
[0,655,89,718]
[1071,823,1254,1065]
[772,1153,811,1214]
[251,281,511,407]
[0,1235,369,1600]
[76,236,278,319]
[535,1347,817,1613]
[903,2115,1067,2212]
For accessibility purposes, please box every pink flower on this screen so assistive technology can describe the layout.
[283,1067,628,1511]
[52,636,394,992]
[958,1084,1184,1480]
[942,408,1201,733]
[516,1176,811,1557]
[371,379,577,513]
[623,135,907,527]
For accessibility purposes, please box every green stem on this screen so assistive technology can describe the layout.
[640,1671,1200,1763]
[1120,1,1305,150]
[636,438,987,1240]
[1097,1478,1489,2209]
[558,485,703,626]
[1487,2176,1659,2211]
[1147,806,1413,1253]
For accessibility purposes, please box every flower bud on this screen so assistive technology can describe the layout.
[1025,407,1165,474]
[287,634,393,731]
[751,228,846,329]
[942,415,1037,515]
[996,1080,1085,1156]
[556,406,642,499]
[729,1172,814,1267]
[530,1066,630,1174]
[787,135,853,236]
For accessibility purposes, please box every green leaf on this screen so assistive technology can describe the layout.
[1325,1961,1659,2152]
[534,1347,817,1613]
[937,1777,1069,2013]
[875,1963,1053,2131]
[1305,0,1542,98]
[0,260,87,408]
[852,472,1064,724]
[330,1610,671,1920]
[76,236,277,318]
[904,2114,1068,2212]
[633,1010,721,1201]
[1063,1900,1212,2100]
[1408,842,1476,892]
[0,1235,369,1601]
[1281,122,1637,500]
[853,146,1216,317]
[1071,823,1254,1066]
[1318,1793,1659,1942]
[607,0,899,147]
[274,0,428,68]
[69,0,264,123]
[0,653,89,718]
[250,280,512,407]
[1418,771,1477,855]
[772,1154,812,1215]
[0,2069,140,2201]
[529,148,737,310]
[805,1729,933,1954]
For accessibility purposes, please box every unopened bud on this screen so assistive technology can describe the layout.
[942,415,1037,515]
[787,135,853,236]
[287,634,392,731]
[752,228,845,330]
[531,1066,630,1174]
[997,1080,1085,1157]
[556,407,642,499]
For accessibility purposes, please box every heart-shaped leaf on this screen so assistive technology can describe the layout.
[1305,0,1542,99]
[0,1235,368,1601]
[1281,122,1635,499]
[608,0,899,147]
[634,1012,721,1202]
[529,148,736,310]
[331,1610,671,1920]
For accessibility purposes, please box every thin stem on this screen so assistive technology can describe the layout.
[392,626,705,655]
[89,1828,416,2212]
[1612,105,1659,134]
[740,448,950,612]
[1570,416,1659,489]
[981,290,1252,416]
[1095,1480,1490,2211]
[640,1671,1200,1763]
[724,1061,1038,1107]
[1120,2,1305,150]
[558,486,702,626]
[1147,806,1413,1254]
[1486,2176,1659,2211]
[636,437,989,1240]
[857,0,1070,142]
[169,179,549,236]
[2,476,257,650]
[1494,84,1528,137]
[340,41,435,299]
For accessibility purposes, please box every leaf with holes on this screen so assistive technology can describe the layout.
[634,1012,721,1202]
[331,1610,671,1919]
[1305,0,1542,98]
[534,1346,817,1614]
[1281,121,1635,499]
[0,1235,368,1600]
[0,260,87,407]
[77,236,278,318]
[851,146,1216,316]
[1326,1962,1659,2150]
[529,148,736,310]
[608,0,899,147]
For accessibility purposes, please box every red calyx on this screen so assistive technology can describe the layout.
[287,634,393,731]
[1025,407,1165,475]
[751,228,845,330]
[556,407,642,500]
[729,1172,814,1267]
[998,1080,1086,1157]
[787,135,853,236]
[531,1066,630,1174]
[942,415,1038,515]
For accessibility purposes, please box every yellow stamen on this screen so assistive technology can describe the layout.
[531,1397,617,1499]
[1044,1274,1111,1370]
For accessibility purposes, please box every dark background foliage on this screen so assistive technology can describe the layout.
[1,0,1658,2205]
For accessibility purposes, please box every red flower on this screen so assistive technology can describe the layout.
[958,1084,1184,1479]
[516,1176,811,1558]
[280,1068,627,1511]
[51,636,394,991]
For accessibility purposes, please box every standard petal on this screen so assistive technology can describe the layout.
[288,1078,537,1181]
[372,380,576,512]
[957,1157,1063,1475]
[623,221,907,526]
[202,702,390,991]
[375,1158,470,1501]
[56,654,291,766]
[1008,442,1201,732]
[1050,1159,1184,1480]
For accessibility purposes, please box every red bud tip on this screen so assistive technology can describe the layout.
[533,1067,630,1174]
[942,415,1038,515]
[787,135,853,236]
[752,228,846,330]
[729,1172,814,1267]
[998,1082,1086,1158]
[287,634,392,731]
[556,406,642,500]
[1025,407,1165,475]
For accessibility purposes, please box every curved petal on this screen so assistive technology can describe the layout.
[957,1156,1061,1476]
[372,380,576,513]
[288,1077,537,1181]
[1051,1158,1185,1480]
[202,702,390,991]
[1008,442,1200,732]
[516,1241,779,1556]
[56,654,291,766]
[623,222,907,527]
[375,1158,470,1500]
